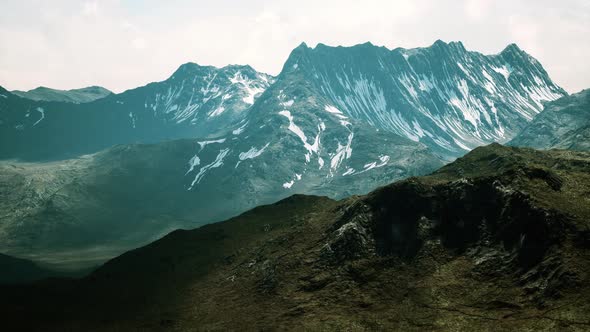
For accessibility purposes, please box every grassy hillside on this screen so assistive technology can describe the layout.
[1,143,590,330]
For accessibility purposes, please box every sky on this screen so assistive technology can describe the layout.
[0,0,588,93]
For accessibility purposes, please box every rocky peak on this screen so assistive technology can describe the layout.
[501,43,525,56]
[431,39,467,54]
[170,62,211,77]
[273,41,566,158]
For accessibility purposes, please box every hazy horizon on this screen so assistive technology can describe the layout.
[1,0,588,93]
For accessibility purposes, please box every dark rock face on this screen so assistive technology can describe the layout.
[321,201,376,263]
[318,144,590,312]
[400,181,557,263]
[325,177,567,272]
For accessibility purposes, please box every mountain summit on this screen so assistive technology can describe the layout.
[0,64,274,160]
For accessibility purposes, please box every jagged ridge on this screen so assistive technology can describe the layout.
[279,40,566,158]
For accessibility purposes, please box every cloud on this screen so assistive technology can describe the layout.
[0,0,588,93]
[131,37,146,50]
[82,1,99,16]
[464,0,493,21]
[507,15,540,55]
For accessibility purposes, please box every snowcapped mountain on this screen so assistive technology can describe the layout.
[510,89,590,151]
[0,41,565,162]
[123,63,274,134]
[280,40,566,159]
[0,64,273,160]
[181,40,568,195]
[181,56,444,198]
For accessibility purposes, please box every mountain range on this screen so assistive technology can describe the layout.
[11,86,112,103]
[0,40,566,162]
[0,64,274,160]
[0,40,581,273]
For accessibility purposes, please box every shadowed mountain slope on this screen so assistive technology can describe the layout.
[0,253,57,284]
[510,89,590,151]
[2,144,589,331]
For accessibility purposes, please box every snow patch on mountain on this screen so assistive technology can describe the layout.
[325,105,344,115]
[186,154,201,175]
[233,121,248,135]
[360,155,390,172]
[32,107,45,126]
[230,71,266,105]
[279,110,306,143]
[324,105,351,127]
[198,139,226,150]
[281,99,295,107]
[279,110,324,163]
[236,142,271,168]
[492,65,512,82]
[282,173,303,189]
[330,132,354,171]
[188,148,230,190]
[209,106,225,117]
[342,168,355,176]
